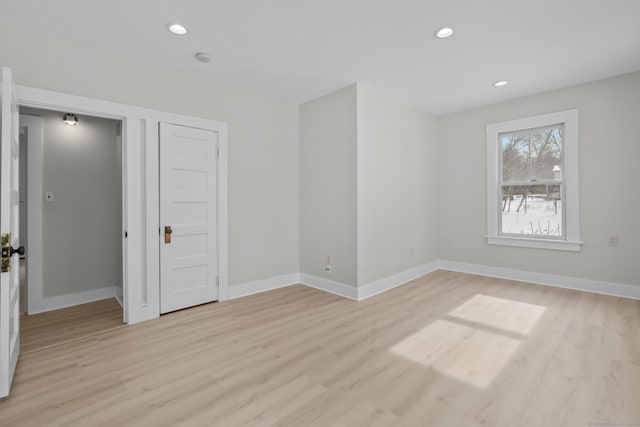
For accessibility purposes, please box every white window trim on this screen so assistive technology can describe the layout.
[486,109,582,251]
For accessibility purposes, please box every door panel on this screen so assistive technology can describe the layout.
[160,123,218,314]
[1,67,21,398]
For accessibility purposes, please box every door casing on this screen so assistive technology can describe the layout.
[9,83,229,324]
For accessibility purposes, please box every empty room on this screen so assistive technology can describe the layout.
[0,1,639,426]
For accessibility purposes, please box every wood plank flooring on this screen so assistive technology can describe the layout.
[1,270,639,426]
[20,298,123,354]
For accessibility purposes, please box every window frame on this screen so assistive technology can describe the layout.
[486,109,582,251]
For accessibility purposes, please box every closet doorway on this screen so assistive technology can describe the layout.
[19,107,124,353]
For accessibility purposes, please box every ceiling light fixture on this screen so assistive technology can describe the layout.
[493,80,509,87]
[434,27,455,39]
[166,23,188,35]
[63,113,78,126]
[195,52,212,63]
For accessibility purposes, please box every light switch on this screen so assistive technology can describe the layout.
[45,192,54,202]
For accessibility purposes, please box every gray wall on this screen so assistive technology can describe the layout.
[19,131,27,248]
[115,128,123,299]
[438,72,640,286]
[22,108,122,297]
[0,24,300,287]
[300,85,358,286]
[357,85,439,286]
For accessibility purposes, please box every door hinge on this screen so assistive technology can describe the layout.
[1,233,10,273]
[216,146,220,159]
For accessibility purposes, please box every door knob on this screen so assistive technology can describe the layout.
[164,226,173,244]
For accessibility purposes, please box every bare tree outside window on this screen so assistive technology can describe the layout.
[499,124,564,237]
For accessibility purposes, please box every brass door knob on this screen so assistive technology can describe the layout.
[164,226,173,244]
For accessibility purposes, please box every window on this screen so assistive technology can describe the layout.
[486,110,581,251]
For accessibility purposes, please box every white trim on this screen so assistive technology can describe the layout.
[217,125,229,301]
[439,260,640,300]
[28,286,118,315]
[357,261,441,300]
[486,236,582,252]
[142,119,159,317]
[173,260,638,310]
[228,273,300,300]
[115,286,124,308]
[299,274,358,300]
[13,84,229,325]
[486,109,580,251]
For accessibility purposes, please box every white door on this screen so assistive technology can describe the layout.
[0,67,21,398]
[160,123,218,314]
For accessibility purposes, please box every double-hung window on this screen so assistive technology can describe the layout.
[486,109,581,251]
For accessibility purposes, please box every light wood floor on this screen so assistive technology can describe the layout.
[1,270,639,426]
[20,298,123,354]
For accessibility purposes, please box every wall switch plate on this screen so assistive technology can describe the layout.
[45,191,54,202]
[608,235,619,246]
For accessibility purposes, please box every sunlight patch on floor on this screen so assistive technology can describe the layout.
[389,294,547,389]
[447,294,547,335]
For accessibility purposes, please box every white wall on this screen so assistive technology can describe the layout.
[357,85,439,286]
[3,25,637,301]
[438,72,640,286]
[0,25,300,287]
[20,108,121,297]
[299,85,358,286]
[300,84,440,288]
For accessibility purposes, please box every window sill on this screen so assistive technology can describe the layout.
[486,236,582,252]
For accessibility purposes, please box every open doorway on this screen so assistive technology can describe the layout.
[19,107,124,353]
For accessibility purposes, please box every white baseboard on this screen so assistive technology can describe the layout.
[115,286,124,308]
[28,286,118,314]
[219,260,639,308]
[299,274,358,300]
[229,273,300,300]
[439,260,640,300]
[300,262,441,301]
[358,261,441,300]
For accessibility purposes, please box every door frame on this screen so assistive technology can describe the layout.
[20,113,127,314]
[11,84,229,324]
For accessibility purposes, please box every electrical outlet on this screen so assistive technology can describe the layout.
[608,235,619,246]
[324,255,333,274]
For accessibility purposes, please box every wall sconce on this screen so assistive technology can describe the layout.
[63,113,78,126]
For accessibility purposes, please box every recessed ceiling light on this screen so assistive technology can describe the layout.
[166,23,187,35]
[493,80,508,87]
[434,27,455,39]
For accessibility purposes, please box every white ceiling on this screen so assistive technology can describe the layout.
[3,0,640,115]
